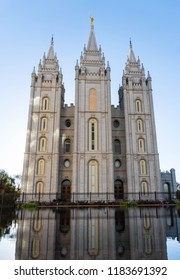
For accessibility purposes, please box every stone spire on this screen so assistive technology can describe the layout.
[128,39,136,63]
[47,36,55,59]
[87,17,98,51]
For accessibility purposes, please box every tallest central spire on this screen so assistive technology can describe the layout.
[87,17,98,51]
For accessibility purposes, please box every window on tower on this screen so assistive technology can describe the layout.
[37,159,45,175]
[39,137,47,152]
[42,97,49,110]
[114,139,121,153]
[89,118,98,151]
[89,160,98,193]
[64,139,71,153]
[41,117,48,131]
[141,181,148,196]
[137,118,144,133]
[140,159,147,175]
[36,181,44,197]
[89,88,97,110]
[138,138,145,153]
[135,99,142,113]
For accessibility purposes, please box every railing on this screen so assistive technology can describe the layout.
[16,191,178,204]
[1,191,179,207]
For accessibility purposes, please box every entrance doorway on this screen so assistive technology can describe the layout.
[61,180,71,202]
[114,179,124,199]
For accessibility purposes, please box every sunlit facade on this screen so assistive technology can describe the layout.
[22,22,161,200]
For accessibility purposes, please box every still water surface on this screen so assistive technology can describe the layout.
[0,207,180,260]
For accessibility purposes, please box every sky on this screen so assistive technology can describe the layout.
[0,0,179,182]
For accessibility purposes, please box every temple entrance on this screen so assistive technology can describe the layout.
[61,180,71,202]
[114,179,124,200]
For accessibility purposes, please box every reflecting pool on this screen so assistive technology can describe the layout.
[0,207,180,260]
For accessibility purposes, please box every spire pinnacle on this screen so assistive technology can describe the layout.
[130,38,132,48]
[128,39,136,63]
[90,16,94,27]
[87,17,98,51]
[47,35,55,59]
[51,35,54,45]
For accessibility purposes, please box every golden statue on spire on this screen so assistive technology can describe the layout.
[90,16,94,26]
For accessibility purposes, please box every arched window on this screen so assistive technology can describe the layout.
[141,181,148,195]
[114,139,121,153]
[36,181,44,194]
[89,118,98,151]
[64,139,71,153]
[61,180,71,202]
[39,137,47,152]
[138,138,145,153]
[41,117,48,131]
[42,97,49,110]
[135,99,142,113]
[137,118,144,133]
[37,159,45,175]
[89,160,98,193]
[140,159,146,175]
[89,88,97,110]
[31,239,40,259]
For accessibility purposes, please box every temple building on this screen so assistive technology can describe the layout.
[22,20,163,201]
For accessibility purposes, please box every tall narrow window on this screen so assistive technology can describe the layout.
[91,123,95,150]
[41,117,48,131]
[36,181,44,194]
[140,159,147,175]
[114,139,121,153]
[138,138,145,153]
[89,88,97,110]
[135,99,142,113]
[64,139,71,153]
[39,137,47,152]
[37,159,45,175]
[89,119,98,151]
[141,181,148,195]
[137,118,144,133]
[89,160,98,193]
[42,97,49,110]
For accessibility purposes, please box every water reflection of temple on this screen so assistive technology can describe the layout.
[15,207,180,260]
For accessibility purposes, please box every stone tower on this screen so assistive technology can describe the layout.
[72,20,114,199]
[21,38,64,198]
[121,41,161,199]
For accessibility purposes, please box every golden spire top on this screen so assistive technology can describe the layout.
[90,16,94,26]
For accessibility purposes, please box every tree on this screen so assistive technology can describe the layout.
[0,169,15,193]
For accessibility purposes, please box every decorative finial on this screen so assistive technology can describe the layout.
[90,16,94,26]
[130,38,132,48]
[51,34,54,45]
